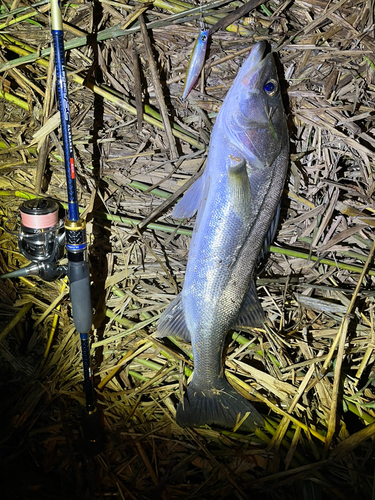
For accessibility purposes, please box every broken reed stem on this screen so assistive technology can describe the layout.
[137,0,250,34]
[0,88,28,110]
[0,0,48,20]
[267,363,316,452]
[33,285,68,329]
[323,238,375,457]
[322,239,375,373]
[78,76,204,148]
[133,438,162,491]
[132,40,143,130]
[284,426,302,470]
[0,2,50,30]
[208,0,264,36]
[258,419,323,474]
[39,280,68,370]
[330,420,375,461]
[138,14,178,159]
[96,307,193,389]
[35,43,55,194]
[226,371,325,443]
[0,302,33,344]
[355,345,373,381]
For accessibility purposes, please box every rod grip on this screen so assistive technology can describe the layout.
[68,261,92,333]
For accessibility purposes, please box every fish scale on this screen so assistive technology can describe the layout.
[157,41,289,431]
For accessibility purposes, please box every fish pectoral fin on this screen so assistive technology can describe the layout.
[172,174,207,219]
[235,280,265,328]
[227,158,252,216]
[155,293,191,343]
[176,378,264,431]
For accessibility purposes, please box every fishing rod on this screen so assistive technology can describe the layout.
[0,1,102,454]
[50,0,102,454]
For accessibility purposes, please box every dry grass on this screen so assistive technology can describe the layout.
[1,0,375,499]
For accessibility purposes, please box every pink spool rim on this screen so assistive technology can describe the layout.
[20,210,58,230]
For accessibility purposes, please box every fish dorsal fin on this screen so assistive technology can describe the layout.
[235,280,264,328]
[227,157,252,218]
[172,175,206,219]
[156,293,191,342]
[257,201,281,263]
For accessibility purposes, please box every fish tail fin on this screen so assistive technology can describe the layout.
[176,378,264,432]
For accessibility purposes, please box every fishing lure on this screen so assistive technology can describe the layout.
[182,29,209,100]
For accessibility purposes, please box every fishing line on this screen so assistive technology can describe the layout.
[199,0,205,31]
[20,207,58,229]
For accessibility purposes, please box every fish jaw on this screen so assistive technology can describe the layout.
[217,41,288,172]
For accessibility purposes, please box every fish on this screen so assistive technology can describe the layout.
[182,29,209,100]
[157,41,289,431]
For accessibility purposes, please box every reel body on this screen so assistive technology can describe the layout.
[19,198,64,262]
[1,198,67,281]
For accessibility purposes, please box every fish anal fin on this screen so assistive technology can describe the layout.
[172,175,205,219]
[235,280,265,328]
[177,377,264,432]
[156,294,191,342]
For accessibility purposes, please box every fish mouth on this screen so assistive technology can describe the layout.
[240,41,270,86]
[248,41,267,66]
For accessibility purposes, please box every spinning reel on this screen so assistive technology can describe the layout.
[1,198,67,282]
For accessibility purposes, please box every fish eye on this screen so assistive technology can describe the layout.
[201,34,207,42]
[264,79,278,97]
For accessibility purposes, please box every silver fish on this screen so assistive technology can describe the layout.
[157,42,289,431]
